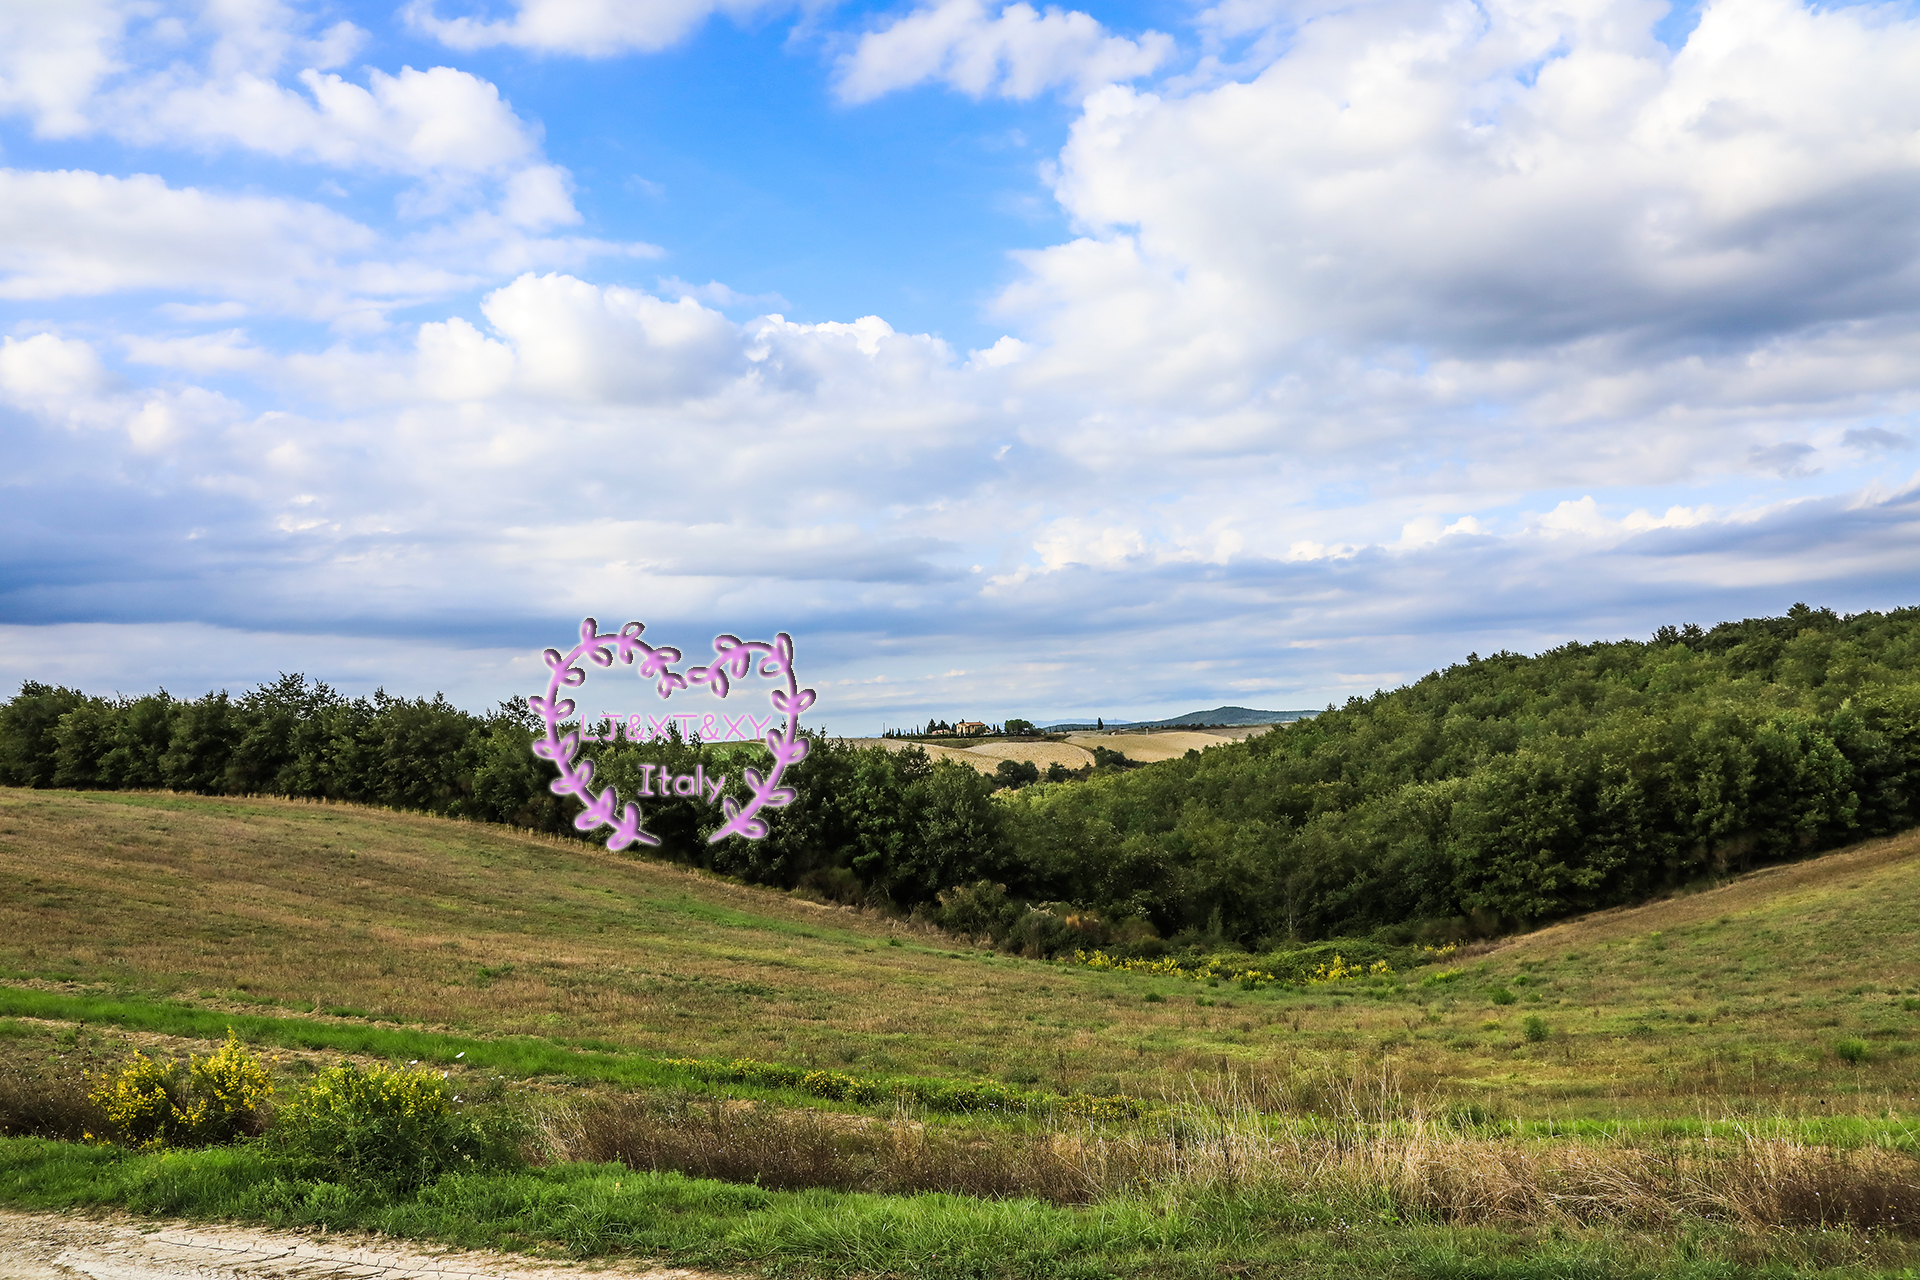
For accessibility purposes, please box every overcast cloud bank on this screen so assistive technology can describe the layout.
[2,0,1917,728]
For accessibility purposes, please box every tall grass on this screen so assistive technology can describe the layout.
[543,1068,1920,1233]
[0,1063,98,1141]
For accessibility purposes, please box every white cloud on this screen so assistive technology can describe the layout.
[0,333,110,410]
[658,278,792,313]
[0,331,240,451]
[121,63,543,179]
[0,168,434,314]
[405,0,779,55]
[1032,517,1145,569]
[998,0,1920,452]
[123,329,267,373]
[478,273,743,403]
[0,0,583,240]
[0,0,125,137]
[0,169,647,322]
[415,317,516,401]
[966,335,1028,368]
[836,0,1172,102]
[8,0,1920,731]
[1394,515,1486,547]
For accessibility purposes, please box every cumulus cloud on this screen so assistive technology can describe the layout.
[0,168,447,315]
[0,332,241,451]
[836,0,1173,102]
[0,169,648,322]
[479,273,743,402]
[123,64,543,180]
[0,334,111,414]
[1003,0,1920,436]
[405,0,781,55]
[0,0,590,250]
[0,0,125,137]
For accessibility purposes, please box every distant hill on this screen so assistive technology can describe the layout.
[1142,706,1318,728]
[1042,706,1316,730]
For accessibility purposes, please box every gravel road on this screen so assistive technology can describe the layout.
[0,1209,727,1280]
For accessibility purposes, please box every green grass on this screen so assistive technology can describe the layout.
[4,1135,1915,1279]
[6,789,1920,1276]
[0,987,1120,1118]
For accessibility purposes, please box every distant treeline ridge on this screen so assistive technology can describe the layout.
[2,602,1915,955]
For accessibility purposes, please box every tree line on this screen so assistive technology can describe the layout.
[4,602,1916,955]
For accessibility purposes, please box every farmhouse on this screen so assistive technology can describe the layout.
[955,721,989,736]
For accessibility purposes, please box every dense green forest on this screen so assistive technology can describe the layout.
[4,603,1916,953]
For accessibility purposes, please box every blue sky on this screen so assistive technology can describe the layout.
[3,0,1919,733]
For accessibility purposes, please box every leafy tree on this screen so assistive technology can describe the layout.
[993,758,1039,789]
[0,682,85,787]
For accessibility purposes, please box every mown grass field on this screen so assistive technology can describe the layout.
[2,786,1918,1117]
[5,786,1920,1278]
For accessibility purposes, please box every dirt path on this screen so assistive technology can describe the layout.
[0,1209,729,1280]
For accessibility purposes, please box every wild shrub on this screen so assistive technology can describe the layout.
[929,880,1025,942]
[186,1030,275,1141]
[1834,1038,1870,1065]
[89,1052,190,1149]
[1489,987,1517,1005]
[88,1034,273,1149]
[1522,1015,1550,1043]
[273,1061,524,1189]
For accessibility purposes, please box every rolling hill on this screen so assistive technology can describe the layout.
[2,786,1916,1118]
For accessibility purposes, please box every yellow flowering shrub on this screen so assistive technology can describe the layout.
[87,1031,272,1149]
[90,1052,182,1149]
[187,1031,275,1140]
[1070,949,1282,989]
[1307,954,1395,982]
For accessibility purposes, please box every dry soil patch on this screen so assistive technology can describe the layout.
[0,1208,730,1280]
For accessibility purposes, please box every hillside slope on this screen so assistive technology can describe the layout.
[2,787,1916,1116]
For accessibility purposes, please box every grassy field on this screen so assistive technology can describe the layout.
[3,786,1920,1276]
[1,786,1918,1114]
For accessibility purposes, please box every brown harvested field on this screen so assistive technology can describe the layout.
[1059,730,1249,762]
[844,737,1096,774]
[844,725,1278,774]
[840,738,1009,772]
[2,787,1918,1118]
[955,741,1096,769]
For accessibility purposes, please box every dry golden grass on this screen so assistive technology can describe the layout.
[2,787,1918,1119]
[1059,730,1244,762]
[955,741,1095,769]
[547,1070,1920,1228]
[848,738,1014,773]
[848,725,1272,774]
